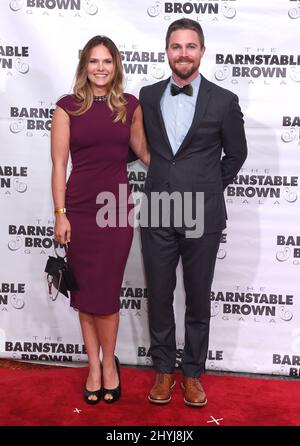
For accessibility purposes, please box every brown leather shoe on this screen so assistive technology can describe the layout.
[148,373,176,404]
[181,376,207,407]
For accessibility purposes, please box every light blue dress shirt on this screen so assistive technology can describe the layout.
[160,74,201,155]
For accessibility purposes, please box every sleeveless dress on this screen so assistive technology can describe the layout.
[56,93,138,315]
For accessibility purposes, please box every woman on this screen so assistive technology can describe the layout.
[51,35,149,404]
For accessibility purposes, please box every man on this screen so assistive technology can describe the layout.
[139,18,247,407]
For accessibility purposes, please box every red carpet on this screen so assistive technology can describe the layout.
[0,366,299,426]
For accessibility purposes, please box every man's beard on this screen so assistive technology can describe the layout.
[169,58,200,80]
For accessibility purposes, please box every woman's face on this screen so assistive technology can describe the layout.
[87,44,115,95]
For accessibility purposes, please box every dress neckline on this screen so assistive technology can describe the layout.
[93,95,107,102]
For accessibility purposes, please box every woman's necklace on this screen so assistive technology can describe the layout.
[93,95,107,102]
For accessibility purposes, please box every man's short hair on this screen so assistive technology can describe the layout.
[165,18,205,49]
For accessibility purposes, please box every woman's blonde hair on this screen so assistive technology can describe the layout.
[71,35,127,123]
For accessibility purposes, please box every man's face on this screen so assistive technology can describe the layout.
[166,29,205,84]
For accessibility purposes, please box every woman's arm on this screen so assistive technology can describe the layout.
[129,105,150,166]
[51,106,71,244]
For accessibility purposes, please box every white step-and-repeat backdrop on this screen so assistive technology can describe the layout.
[0,0,299,377]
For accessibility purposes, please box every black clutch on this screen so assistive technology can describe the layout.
[45,245,79,300]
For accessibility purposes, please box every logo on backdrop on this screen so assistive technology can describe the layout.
[7,219,63,255]
[137,344,185,367]
[217,232,227,260]
[147,0,238,21]
[207,349,224,371]
[0,43,29,74]
[281,115,300,145]
[226,168,299,206]
[288,0,300,19]
[119,284,148,317]
[0,283,26,311]
[210,286,295,323]
[273,353,300,377]
[5,337,87,362]
[118,44,166,83]
[9,0,98,16]
[9,103,55,137]
[137,344,224,369]
[137,345,152,366]
[137,344,183,367]
[276,235,300,265]
[0,165,28,195]
[214,48,300,85]
[127,166,146,194]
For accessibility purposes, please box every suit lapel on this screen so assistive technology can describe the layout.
[175,75,212,157]
[155,78,174,156]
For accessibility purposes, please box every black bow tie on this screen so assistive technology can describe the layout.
[170,83,193,97]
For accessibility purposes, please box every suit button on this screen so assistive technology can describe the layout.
[166,182,170,187]
[171,161,176,165]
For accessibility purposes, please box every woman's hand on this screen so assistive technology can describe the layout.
[54,214,71,245]
[141,150,151,166]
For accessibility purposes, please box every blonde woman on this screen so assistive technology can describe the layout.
[51,36,149,404]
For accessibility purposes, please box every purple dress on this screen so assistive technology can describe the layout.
[56,93,138,315]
